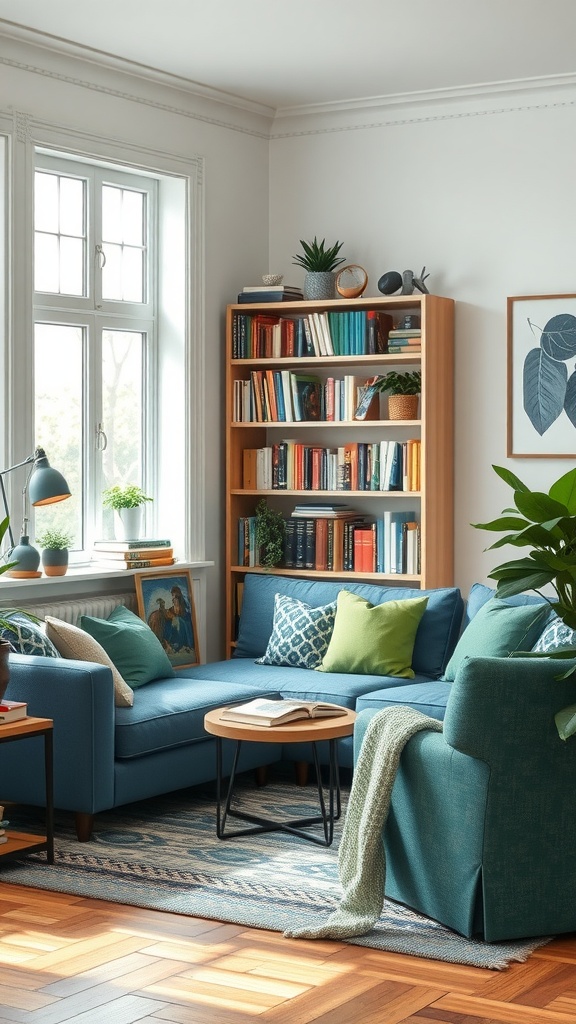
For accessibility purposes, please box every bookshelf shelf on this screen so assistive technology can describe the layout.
[225,293,455,654]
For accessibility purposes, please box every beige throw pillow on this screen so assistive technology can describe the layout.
[45,616,134,708]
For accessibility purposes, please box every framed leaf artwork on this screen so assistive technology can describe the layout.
[507,294,576,457]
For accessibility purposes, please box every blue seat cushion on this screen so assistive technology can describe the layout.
[188,658,436,709]
[235,573,463,678]
[114,673,280,759]
[355,680,452,721]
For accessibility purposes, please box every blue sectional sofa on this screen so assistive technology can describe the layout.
[0,573,464,840]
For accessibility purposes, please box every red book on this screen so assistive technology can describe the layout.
[0,700,27,723]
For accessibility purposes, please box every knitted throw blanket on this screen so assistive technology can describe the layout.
[284,705,443,940]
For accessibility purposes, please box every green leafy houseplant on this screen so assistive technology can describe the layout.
[0,516,17,578]
[376,371,422,395]
[102,484,152,510]
[472,464,576,740]
[292,237,346,272]
[255,499,285,568]
[36,527,73,550]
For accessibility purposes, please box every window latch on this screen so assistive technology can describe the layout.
[95,243,107,269]
[95,423,108,451]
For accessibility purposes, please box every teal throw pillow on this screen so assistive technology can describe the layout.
[532,616,575,653]
[0,612,61,658]
[317,590,428,678]
[79,605,175,688]
[256,594,336,670]
[444,597,551,682]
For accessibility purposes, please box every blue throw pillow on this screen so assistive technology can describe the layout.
[443,597,550,682]
[532,616,575,653]
[256,593,336,670]
[0,612,61,658]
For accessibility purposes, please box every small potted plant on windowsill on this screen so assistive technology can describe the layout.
[36,527,74,577]
[292,236,346,301]
[376,370,422,420]
[102,484,153,541]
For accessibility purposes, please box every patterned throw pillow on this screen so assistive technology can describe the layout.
[0,611,61,658]
[256,594,336,670]
[532,616,575,652]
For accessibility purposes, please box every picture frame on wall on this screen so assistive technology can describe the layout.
[507,293,576,457]
[135,568,200,669]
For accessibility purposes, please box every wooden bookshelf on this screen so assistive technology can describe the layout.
[225,294,455,654]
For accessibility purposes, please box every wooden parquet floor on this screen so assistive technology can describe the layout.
[0,883,574,1023]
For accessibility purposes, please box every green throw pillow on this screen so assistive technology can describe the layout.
[443,597,551,682]
[317,590,428,678]
[79,605,175,688]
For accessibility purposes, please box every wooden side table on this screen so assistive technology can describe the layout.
[204,707,356,847]
[0,717,54,864]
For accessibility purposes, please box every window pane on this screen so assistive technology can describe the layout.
[121,190,144,246]
[102,185,122,244]
[35,173,58,233]
[101,329,143,492]
[59,177,84,236]
[34,234,59,292]
[34,323,83,550]
[60,236,84,295]
[122,247,143,302]
[101,242,122,300]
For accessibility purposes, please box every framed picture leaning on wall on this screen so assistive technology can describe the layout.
[135,568,200,669]
[508,293,576,457]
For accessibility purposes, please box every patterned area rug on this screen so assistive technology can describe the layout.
[2,774,549,970]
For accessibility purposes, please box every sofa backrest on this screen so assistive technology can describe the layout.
[234,573,463,678]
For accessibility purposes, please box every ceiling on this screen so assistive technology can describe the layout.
[1,0,576,113]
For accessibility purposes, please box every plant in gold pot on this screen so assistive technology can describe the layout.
[377,370,422,420]
[36,527,73,577]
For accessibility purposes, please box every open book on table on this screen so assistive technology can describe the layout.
[219,698,347,727]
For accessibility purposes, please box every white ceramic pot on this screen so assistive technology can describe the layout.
[115,506,143,541]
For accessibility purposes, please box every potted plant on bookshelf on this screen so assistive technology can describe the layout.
[292,237,346,301]
[255,499,285,569]
[102,484,153,541]
[36,526,74,577]
[377,370,422,420]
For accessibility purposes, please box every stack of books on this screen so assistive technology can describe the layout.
[92,539,175,569]
[237,285,303,303]
[386,328,422,354]
[0,700,27,723]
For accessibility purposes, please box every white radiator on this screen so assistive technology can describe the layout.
[16,594,137,625]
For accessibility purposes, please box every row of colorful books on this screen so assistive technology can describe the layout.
[233,371,381,424]
[231,309,407,358]
[242,440,421,492]
[237,509,420,575]
[91,538,175,570]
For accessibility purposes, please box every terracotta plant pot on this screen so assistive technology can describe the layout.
[41,548,69,577]
[388,394,419,420]
[0,640,10,703]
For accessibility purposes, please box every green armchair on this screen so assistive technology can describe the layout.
[354,655,576,941]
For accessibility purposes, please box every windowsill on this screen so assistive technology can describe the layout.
[0,560,215,601]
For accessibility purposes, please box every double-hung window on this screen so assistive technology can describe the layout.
[33,155,157,555]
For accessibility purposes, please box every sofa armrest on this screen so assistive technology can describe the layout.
[0,654,116,814]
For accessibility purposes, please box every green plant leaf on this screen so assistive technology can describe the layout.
[471,516,529,532]
[550,467,576,514]
[490,572,555,597]
[514,490,569,524]
[555,702,576,740]
[492,465,530,492]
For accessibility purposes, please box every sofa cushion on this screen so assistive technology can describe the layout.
[532,616,575,652]
[45,616,134,708]
[114,675,281,759]
[0,612,61,658]
[79,605,175,688]
[235,573,463,678]
[444,597,550,682]
[317,591,428,678]
[256,594,336,669]
[462,582,548,631]
[355,680,451,721]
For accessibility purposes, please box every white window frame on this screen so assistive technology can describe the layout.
[2,119,205,571]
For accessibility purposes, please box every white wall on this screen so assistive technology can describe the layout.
[0,38,271,660]
[269,87,576,599]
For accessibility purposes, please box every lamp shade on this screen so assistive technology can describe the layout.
[28,448,71,506]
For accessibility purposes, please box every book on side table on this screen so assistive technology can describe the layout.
[0,700,27,724]
[219,698,347,727]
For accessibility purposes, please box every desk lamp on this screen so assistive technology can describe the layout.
[0,448,71,576]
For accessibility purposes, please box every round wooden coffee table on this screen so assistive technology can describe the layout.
[204,706,356,847]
